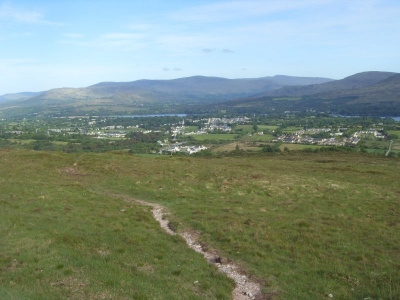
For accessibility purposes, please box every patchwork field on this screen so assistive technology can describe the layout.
[1,149,399,299]
[191,134,237,141]
[211,142,261,153]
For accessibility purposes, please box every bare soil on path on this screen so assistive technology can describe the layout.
[125,197,263,300]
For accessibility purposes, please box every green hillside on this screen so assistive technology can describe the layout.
[265,71,397,98]
[216,72,400,115]
[1,149,399,299]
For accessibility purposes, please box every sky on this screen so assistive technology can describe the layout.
[1,0,400,95]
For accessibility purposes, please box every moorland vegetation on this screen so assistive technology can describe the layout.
[1,144,399,299]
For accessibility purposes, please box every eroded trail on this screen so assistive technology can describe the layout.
[134,199,262,300]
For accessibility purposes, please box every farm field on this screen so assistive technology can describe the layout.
[278,143,322,151]
[234,124,276,133]
[258,125,279,131]
[240,134,274,142]
[1,149,399,299]
[234,125,253,133]
[184,126,199,133]
[191,134,237,141]
[211,142,261,153]
[387,130,400,137]
[281,127,303,134]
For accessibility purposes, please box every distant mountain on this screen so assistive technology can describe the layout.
[307,73,400,115]
[214,72,400,116]
[263,71,396,98]
[312,73,400,102]
[10,75,334,106]
[267,75,334,86]
[0,92,42,102]
[2,72,398,117]
[88,75,333,94]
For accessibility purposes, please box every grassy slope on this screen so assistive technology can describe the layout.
[1,150,400,299]
[0,150,233,300]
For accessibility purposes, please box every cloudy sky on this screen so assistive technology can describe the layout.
[0,0,399,95]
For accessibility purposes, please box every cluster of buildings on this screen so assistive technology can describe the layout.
[273,135,347,146]
[158,141,207,155]
[273,128,385,146]
[180,117,251,136]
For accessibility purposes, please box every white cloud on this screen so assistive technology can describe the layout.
[170,0,333,23]
[0,2,64,25]
[59,32,146,50]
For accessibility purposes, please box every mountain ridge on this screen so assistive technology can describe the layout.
[4,75,334,105]
[0,92,42,103]
[1,71,399,116]
[213,71,400,116]
[262,71,397,98]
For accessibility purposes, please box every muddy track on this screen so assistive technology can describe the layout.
[133,199,262,300]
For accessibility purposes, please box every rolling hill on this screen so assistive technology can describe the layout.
[0,92,42,103]
[0,75,333,116]
[214,71,400,116]
[1,71,399,116]
[18,75,334,105]
[313,73,400,102]
[263,71,397,98]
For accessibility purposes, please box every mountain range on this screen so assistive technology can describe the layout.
[0,71,399,116]
[0,92,42,102]
[1,75,333,104]
[222,71,400,116]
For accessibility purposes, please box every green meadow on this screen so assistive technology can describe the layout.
[184,126,200,133]
[1,149,399,299]
[387,130,400,138]
[191,134,237,141]
[257,125,279,131]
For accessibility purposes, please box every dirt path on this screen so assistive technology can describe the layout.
[385,140,393,156]
[133,199,262,300]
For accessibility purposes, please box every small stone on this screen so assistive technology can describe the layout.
[120,209,126,212]
[328,294,333,298]
[194,281,198,284]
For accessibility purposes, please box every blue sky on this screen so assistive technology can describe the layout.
[1,0,400,95]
